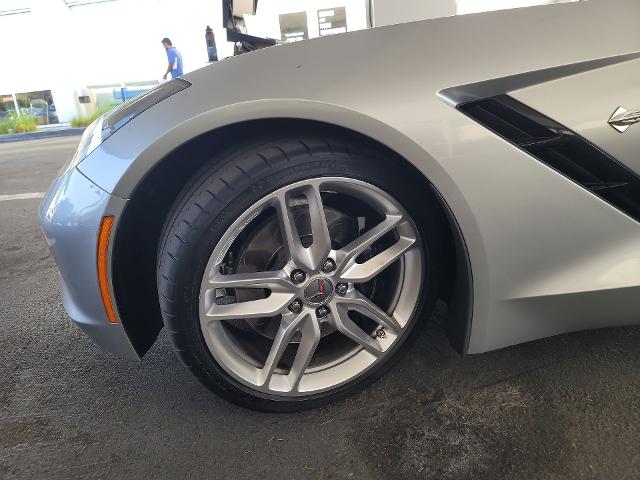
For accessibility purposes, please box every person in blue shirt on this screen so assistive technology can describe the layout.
[161,37,183,79]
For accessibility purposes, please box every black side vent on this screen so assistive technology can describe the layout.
[459,95,640,223]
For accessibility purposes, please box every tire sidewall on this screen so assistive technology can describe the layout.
[159,140,443,411]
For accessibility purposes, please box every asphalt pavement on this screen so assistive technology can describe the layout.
[1,137,639,480]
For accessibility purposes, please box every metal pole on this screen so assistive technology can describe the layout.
[11,93,20,116]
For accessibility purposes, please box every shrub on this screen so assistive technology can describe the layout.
[0,114,38,135]
[71,105,116,128]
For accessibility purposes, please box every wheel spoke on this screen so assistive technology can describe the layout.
[340,233,416,283]
[209,271,292,291]
[287,316,321,391]
[336,214,402,270]
[205,270,295,321]
[331,302,382,356]
[306,183,333,266]
[335,291,401,333]
[275,183,331,271]
[260,312,310,386]
[205,291,296,320]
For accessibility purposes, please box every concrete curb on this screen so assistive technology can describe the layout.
[0,128,85,143]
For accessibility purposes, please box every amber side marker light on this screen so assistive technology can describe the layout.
[97,215,118,324]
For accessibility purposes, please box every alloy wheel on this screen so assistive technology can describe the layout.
[199,177,423,396]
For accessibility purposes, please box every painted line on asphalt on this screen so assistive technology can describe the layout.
[0,192,45,202]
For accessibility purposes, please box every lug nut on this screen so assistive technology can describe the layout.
[288,299,303,313]
[291,269,306,284]
[321,258,336,273]
[336,283,348,295]
[316,306,330,319]
[376,328,386,338]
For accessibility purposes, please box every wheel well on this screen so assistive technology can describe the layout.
[112,119,472,357]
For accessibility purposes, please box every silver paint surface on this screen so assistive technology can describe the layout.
[41,0,640,357]
[38,169,139,360]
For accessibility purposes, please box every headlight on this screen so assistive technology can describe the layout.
[100,78,191,141]
[59,78,191,176]
[58,115,104,176]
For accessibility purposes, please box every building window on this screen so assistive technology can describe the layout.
[317,7,347,37]
[279,12,308,42]
[15,91,59,125]
[0,96,17,121]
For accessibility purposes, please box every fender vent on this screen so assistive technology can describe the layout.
[460,95,640,223]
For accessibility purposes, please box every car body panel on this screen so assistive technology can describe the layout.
[79,0,640,198]
[41,0,640,358]
[38,169,138,360]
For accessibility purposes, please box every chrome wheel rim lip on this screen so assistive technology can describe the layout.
[198,177,424,397]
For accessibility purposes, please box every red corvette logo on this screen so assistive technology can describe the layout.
[304,278,334,305]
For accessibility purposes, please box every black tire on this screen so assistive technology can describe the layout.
[157,130,445,412]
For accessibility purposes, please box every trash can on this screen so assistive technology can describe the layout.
[74,88,97,118]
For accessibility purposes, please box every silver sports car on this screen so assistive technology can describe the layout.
[39,0,640,411]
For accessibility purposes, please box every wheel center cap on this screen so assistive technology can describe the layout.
[303,278,334,306]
